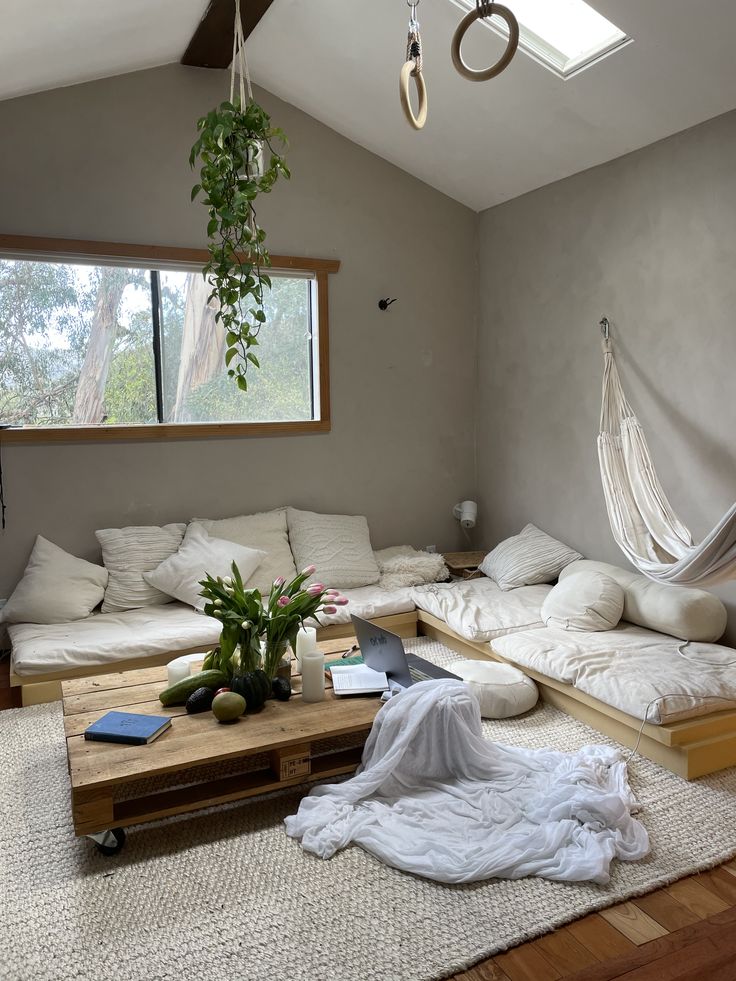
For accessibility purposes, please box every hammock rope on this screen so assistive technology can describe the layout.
[598,327,736,586]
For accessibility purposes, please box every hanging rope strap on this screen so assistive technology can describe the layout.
[230,0,253,107]
[399,1,428,130]
[451,1,520,82]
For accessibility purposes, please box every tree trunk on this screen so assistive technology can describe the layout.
[171,273,222,421]
[72,267,128,424]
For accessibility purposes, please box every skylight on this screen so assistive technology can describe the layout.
[448,0,631,79]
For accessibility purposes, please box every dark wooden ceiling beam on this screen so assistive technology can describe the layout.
[181,0,275,69]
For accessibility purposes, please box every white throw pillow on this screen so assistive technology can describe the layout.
[287,508,380,589]
[143,523,266,611]
[479,524,582,591]
[454,659,538,719]
[541,571,625,632]
[0,536,108,624]
[96,523,186,613]
[194,509,297,594]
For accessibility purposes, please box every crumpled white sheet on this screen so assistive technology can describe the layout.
[285,681,649,884]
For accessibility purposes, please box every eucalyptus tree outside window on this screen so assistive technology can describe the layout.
[0,237,337,442]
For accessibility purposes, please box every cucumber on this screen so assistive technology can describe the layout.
[159,669,229,707]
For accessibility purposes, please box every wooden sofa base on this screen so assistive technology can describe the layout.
[8,612,419,707]
[11,607,736,778]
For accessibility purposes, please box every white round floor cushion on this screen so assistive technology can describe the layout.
[455,659,538,719]
[541,570,625,632]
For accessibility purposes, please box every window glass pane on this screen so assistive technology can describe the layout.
[159,271,314,423]
[0,259,156,426]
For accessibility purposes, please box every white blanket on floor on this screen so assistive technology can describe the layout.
[285,681,649,884]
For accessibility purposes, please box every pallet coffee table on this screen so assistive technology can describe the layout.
[62,652,381,854]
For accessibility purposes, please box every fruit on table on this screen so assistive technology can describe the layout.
[214,687,231,697]
[231,669,271,711]
[159,669,229,707]
[185,687,217,714]
[271,677,292,701]
[212,691,246,723]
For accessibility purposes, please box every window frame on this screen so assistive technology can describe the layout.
[0,234,339,444]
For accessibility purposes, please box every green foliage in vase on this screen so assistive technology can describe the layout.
[189,97,290,391]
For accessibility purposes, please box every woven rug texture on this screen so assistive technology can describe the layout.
[2,638,736,981]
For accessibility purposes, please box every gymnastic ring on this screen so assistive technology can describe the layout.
[399,60,428,130]
[451,4,519,82]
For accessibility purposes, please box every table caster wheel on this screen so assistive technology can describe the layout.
[87,827,126,856]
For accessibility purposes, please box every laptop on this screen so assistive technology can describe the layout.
[350,615,461,688]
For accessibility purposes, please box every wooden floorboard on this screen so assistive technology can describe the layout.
[2,658,734,981]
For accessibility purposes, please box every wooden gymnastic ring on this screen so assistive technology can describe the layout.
[451,4,519,81]
[399,60,428,130]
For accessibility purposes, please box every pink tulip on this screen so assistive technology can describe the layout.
[310,582,324,591]
[325,588,340,597]
[277,595,291,607]
[306,584,323,596]
[332,596,349,606]
[322,605,337,615]
[273,576,286,588]
[301,565,317,576]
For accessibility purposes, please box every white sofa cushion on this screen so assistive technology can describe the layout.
[287,508,380,589]
[454,659,538,718]
[194,509,297,594]
[493,623,736,724]
[374,546,449,588]
[541,571,625,632]
[143,523,265,611]
[479,524,582,591]
[9,603,221,677]
[304,584,416,627]
[1,536,108,625]
[559,559,727,643]
[96,523,186,613]
[411,578,551,642]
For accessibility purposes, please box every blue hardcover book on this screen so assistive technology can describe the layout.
[84,711,172,745]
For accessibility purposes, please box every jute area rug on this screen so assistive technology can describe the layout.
[3,638,736,981]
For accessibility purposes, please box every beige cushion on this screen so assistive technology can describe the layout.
[287,508,380,589]
[454,659,538,718]
[559,560,728,643]
[0,536,108,625]
[194,509,297,594]
[541,571,625,632]
[96,523,186,613]
[143,523,266,611]
[479,523,582,591]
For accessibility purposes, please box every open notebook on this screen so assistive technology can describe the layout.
[330,663,389,696]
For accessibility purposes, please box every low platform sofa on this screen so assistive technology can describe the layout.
[6,513,736,779]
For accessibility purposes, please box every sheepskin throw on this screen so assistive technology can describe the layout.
[375,546,449,589]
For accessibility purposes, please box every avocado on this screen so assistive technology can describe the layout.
[185,687,217,714]
[271,677,292,701]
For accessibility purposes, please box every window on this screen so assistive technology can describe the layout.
[449,0,630,79]
[0,237,337,441]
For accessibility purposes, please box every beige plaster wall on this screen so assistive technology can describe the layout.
[477,110,736,640]
[0,64,478,596]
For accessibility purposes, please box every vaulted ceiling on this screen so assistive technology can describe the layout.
[3,0,736,211]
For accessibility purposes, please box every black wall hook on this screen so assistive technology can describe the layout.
[378,298,397,311]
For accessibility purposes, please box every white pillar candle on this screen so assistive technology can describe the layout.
[167,657,191,688]
[295,626,318,672]
[301,648,325,703]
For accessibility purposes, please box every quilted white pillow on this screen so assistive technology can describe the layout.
[143,523,266,611]
[194,509,297,594]
[96,523,186,613]
[287,508,380,589]
[0,536,108,624]
[479,523,582,591]
[541,570,625,632]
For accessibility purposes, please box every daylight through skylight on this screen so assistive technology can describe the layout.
[449,0,631,78]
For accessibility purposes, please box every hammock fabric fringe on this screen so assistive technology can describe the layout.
[599,338,736,587]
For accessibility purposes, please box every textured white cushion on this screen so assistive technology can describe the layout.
[454,659,538,718]
[194,509,297,594]
[287,508,380,589]
[143,523,266,611]
[559,560,728,643]
[0,536,108,625]
[480,524,582,591]
[541,571,625,632]
[96,523,186,613]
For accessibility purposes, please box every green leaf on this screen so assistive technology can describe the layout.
[246,352,260,368]
[237,375,248,392]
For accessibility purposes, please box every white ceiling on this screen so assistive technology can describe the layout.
[2,1,736,212]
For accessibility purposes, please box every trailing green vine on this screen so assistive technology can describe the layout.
[189,97,289,390]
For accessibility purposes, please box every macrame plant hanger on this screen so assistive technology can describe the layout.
[230,0,253,108]
[400,0,428,130]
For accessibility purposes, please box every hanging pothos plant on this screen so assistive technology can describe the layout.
[189,96,289,391]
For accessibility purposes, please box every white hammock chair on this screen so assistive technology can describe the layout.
[598,329,736,587]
